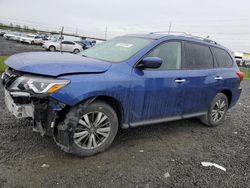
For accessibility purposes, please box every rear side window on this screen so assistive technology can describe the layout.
[146,41,181,70]
[62,41,75,45]
[183,42,213,69]
[212,47,233,68]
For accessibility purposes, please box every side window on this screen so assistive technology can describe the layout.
[183,42,213,69]
[212,47,233,68]
[68,42,75,45]
[62,41,74,45]
[146,42,181,70]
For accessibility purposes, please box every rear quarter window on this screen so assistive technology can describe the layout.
[183,42,213,69]
[212,47,233,68]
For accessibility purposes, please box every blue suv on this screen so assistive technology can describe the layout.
[1,33,244,156]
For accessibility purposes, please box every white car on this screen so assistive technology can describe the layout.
[3,32,20,40]
[20,34,44,45]
[42,40,83,53]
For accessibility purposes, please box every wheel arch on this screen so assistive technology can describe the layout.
[49,45,56,50]
[95,96,124,126]
[73,48,80,53]
[220,89,232,106]
[73,95,125,127]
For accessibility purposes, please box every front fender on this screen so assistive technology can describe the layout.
[51,64,132,105]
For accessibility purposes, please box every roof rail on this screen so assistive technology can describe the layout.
[149,31,218,45]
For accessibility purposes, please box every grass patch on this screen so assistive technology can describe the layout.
[0,56,7,73]
[240,67,250,80]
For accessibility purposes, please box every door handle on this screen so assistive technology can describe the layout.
[175,79,186,84]
[214,76,223,80]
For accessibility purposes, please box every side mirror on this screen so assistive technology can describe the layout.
[137,57,162,69]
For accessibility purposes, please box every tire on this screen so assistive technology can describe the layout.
[49,46,56,52]
[200,93,228,127]
[73,49,80,54]
[56,100,118,157]
[31,41,34,45]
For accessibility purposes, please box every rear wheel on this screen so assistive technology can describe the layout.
[73,49,80,54]
[200,93,228,127]
[49,46,56,52]
[56,101,118,157]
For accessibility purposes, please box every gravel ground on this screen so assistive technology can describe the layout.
[0,82,249,188]
[0,37,249,187]
[0,36,44,56]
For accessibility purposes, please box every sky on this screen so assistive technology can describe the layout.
[0,0,249,52]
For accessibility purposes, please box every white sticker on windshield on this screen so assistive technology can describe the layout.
[116,43,133,48]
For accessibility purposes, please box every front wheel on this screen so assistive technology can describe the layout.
[56,101,118,157]
[200,93,228,127]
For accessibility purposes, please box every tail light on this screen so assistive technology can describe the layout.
[236,71,244,81]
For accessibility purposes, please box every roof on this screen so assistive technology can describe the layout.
[124,33,226,49]
[124,33,165,40]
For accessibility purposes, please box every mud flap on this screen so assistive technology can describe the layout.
[33,121,46,136]
[53,122,71,153]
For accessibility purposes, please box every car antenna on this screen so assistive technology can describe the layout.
[60,26,64,54]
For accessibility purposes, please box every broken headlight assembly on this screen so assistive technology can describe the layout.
[9,76,70,94]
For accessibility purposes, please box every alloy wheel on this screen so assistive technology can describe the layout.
[73,111,111,150]
[211,99,226,123]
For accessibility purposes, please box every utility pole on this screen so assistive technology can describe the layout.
[60,26,64,53]
[75,27,78,35]
[168,22,172,34]
[105,25,107,40]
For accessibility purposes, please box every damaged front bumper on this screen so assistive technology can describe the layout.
[4,88,66,136]
[2,69,67,137]
[1,67,79,153]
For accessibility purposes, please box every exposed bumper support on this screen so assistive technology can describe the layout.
[4,89,34,118]
[4,89,66,136]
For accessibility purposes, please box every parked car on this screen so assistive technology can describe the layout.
[16,33,27,42]
[12,32,23,41]
[0,30,6,36]
[42,40,83,53]
[1,33,244,157]
[76,40,95,50]
[234,52,244,66]
[3,32,20,40]
[20,34,43,45]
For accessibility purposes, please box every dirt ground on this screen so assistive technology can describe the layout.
[0,37,250,188]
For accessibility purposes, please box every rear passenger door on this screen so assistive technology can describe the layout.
[181,41,219,115]
[211,47,237,102]
[62,41,75,52]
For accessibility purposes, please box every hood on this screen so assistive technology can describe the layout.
[5,52,111,76]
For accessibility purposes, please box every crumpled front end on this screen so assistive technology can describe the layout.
[1,67,68,136]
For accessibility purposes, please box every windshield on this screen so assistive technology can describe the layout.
[80,36,152,62]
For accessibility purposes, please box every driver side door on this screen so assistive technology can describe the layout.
[129,41,185,126]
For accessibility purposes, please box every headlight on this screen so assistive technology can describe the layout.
[10,76,70,94]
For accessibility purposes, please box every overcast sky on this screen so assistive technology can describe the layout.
[0,0,249,52]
